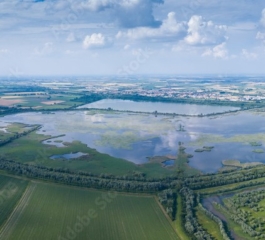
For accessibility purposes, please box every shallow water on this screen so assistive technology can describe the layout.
[1,110,265,172]
[50,152,87,160]
[163,160,175,166]
[78,99,239,115]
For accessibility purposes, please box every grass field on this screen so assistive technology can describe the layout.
[174,194,189,240]
[0,175,28,229]
[0,123,31,142]
[0,182,179,240]
[197,176,265,195]
[195,207,223,240]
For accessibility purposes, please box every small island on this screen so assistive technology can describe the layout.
[195,146,214,152]
[222,159,263,168]
[250,142,262,147]
[252,149,264,153]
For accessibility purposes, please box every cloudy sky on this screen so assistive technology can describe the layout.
[1,0,265,76]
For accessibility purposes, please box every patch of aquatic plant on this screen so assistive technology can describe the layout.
[95,131,149,149]
[195,146,214,152]
[250,142,262,147]
[252,149,264,153]
[222,159,263,168]
[189,133,265,146]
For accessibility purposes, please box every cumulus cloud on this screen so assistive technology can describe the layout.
[184,15,227,46]
[256,31,265,42]
[256,9,265,44]
[116,12,185,40]
[202,42,228,59]
[80,0,115,11]
[117,13,227,49]
[83,33,111,49]
[80,0,164,28]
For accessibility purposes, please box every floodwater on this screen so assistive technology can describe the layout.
[1,109,265,172]
[163,160,175,166]
[78,99,239,115]
[50,152,87,160]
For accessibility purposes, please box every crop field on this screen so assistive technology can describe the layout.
[0,174,28,228]
[1,93,82,109]
[0,182,179,240]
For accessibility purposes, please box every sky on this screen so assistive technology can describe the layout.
[1,0,265,76]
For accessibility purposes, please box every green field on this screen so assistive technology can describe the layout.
[0,182,178,240]
[195,207,223,240]
[0,123,31,142]
[174,195,189,240]
[0,175,28,228]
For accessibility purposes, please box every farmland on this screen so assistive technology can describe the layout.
[0,175,28,229]
[0,92,83,110]
[0,180,178,240]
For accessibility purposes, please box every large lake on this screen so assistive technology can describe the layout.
[78,99,239,115]
[1,109,265,173]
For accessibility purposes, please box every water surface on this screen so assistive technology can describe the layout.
[78,99,239,115]
[1,110,265,172]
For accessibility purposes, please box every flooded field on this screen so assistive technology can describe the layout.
[1,109,265,172]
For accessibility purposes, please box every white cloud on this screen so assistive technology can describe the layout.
[116,12,185,40]
[241,49,257,60]
[117,13,227,49]
[83,33,111,49]
[185,15,227,46]
[202,42,228,59]
[255,9,265,44]
[80,0,115,11]
[80,0,164,28]
[256,31,265,45]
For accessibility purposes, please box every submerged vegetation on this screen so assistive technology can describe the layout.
[195,146,214,152]
[222,159,263,168]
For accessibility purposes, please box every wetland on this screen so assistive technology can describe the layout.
[1,106,265,173]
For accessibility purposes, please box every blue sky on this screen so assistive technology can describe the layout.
[1,0,265,76]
